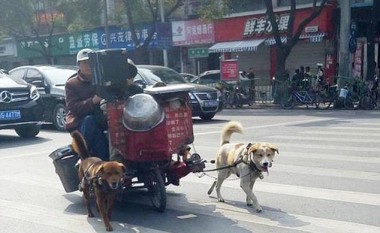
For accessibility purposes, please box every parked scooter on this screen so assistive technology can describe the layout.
[225,83,252,108]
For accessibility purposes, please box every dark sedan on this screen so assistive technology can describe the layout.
[0,70,44,137]
[9,65,78,131]
[135,65,222,120]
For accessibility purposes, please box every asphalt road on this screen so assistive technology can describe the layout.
[0,108,379,233]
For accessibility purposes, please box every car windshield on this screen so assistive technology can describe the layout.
[43,68,77,85]
[139,68,187,85]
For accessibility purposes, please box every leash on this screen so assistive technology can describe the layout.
[201,143,252,172]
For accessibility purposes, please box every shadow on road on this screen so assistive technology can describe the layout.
[63,189,253,233]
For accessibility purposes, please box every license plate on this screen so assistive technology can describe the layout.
[0,110,21,120]
[204,100,218,107]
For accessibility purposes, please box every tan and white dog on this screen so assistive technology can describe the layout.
[208,121,279,212]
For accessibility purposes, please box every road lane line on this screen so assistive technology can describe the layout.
[182,175,380,207]
[277,151,380,164]
[194,118,335,136]
[270,143,380,152]
[268,135,380,144]
[300,131,380,137]
[274,164,380,181]
[0,199,164,233]
[187,200,380,233]
[0,150,53,160]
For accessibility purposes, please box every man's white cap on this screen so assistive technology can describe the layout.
[76,48,93,62]
[317,63,323,67]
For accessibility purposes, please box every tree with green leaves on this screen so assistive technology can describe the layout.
[0,0,74,64]
[264,0,329,102]
[199,0,330,102]
[120,0,183,63]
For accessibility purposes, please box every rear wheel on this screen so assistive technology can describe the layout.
[15,124,41,138]
[147,167,166,212]
[53,103,66,131]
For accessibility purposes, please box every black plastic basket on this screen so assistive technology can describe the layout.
[49,145,79,193]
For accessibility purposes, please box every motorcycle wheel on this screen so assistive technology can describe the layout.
[147,166,166,212]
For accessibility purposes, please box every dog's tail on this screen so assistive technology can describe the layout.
[71,130,90,160]
[221,121,243,146]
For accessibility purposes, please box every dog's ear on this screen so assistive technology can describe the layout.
[95,164,104,175]
[118,163,126,173]
[248,143,259,154]
[269,144,279,154]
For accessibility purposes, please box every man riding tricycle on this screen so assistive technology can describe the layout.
[49,48,205,212]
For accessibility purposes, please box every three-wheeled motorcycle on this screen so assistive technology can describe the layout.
[49,48,205,212]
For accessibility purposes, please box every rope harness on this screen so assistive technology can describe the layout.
[79,161,125,192]
[200,143,263,180]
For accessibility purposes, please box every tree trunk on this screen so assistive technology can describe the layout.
[273,47,291,103]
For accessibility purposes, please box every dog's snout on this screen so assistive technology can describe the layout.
[110,182,119,189]
[263,162,269,167]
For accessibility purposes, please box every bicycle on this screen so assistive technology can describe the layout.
[280,84,333,109]
[357,80,379,110]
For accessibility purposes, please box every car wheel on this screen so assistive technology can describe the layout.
[53,103,66,131]
[199,113,215,121]
[15,124,41,138]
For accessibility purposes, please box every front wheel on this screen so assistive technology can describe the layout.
[15,124,41,138]
[147,167,166,212]
[199,112,215,121]
[281,91,294,109]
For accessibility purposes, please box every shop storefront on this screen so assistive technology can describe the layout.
[171,19,215,75]
[210,5,336,83]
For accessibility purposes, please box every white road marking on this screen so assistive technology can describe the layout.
[183,175,380,207]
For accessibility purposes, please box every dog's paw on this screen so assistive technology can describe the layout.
[255,205,263,213]
[247,203,252,206]
[105,225,113,231]
[217,198,225,202]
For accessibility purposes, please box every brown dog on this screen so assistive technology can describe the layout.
[71,130,126,231]
[208,121,279,212]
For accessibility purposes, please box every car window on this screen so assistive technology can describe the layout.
[139,68,187,85]
[42,68,77,85]
[9,69,26,79]
[133,73,147,86]
[200,73,220,85]
[25,69,45,87]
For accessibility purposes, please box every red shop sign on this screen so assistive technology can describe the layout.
[221,60,239,81]
[172,19,215,46]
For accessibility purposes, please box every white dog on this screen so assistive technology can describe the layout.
[208,121,279,212]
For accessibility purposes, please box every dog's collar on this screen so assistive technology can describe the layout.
[243,143,261,174]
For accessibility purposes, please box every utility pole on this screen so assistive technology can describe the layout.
[104,0,110,49]
[338,0,351,78]
[159,0,168,67]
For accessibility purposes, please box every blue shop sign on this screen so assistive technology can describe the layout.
[98,26,162,50]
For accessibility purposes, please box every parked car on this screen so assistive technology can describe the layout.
[193,70,251,88]
[135,65,222,120]
[0,69,44,137]
[180,72,198,83]
[9,65,78,131]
